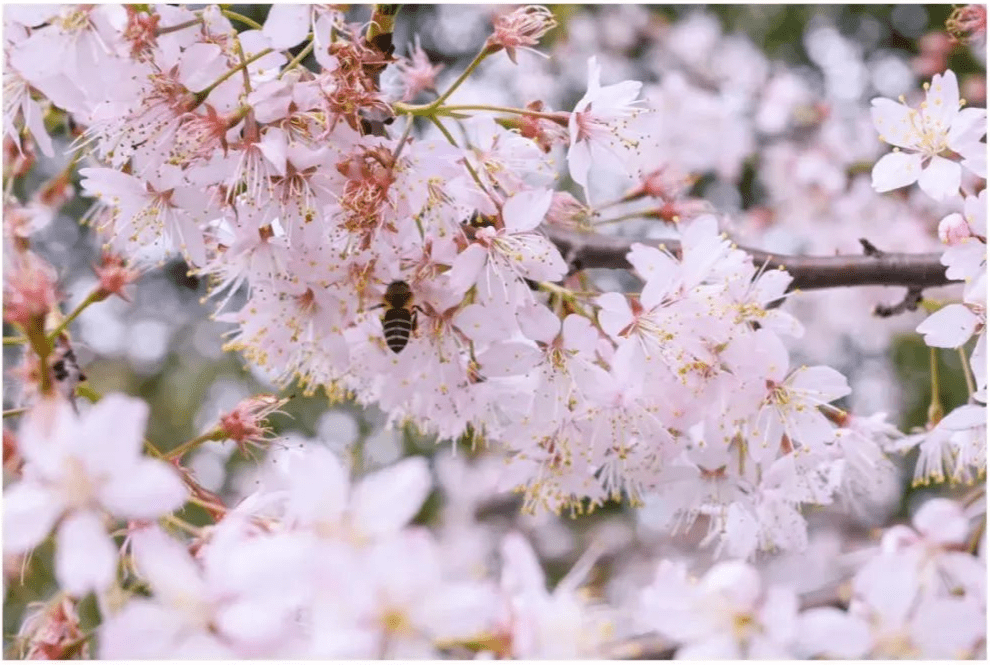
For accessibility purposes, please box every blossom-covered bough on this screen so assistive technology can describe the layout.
[2,4,986,659]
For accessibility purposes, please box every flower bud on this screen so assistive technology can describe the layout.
[937,212,972,246]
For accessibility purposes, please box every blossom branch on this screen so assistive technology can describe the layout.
[546,227,957,291]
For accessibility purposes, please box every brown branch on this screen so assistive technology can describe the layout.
[547,228,956,292]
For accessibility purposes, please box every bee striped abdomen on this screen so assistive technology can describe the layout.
[380,280,418,354]
[382,307,415,353]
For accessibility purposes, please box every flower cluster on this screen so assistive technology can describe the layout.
[870,71,987,487]
[635,497,985,659]
[5,4,878,559]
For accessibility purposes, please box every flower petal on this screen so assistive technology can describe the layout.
[918,155,961,201]
[100,458,188,518]
[871,151,922,192]
[503,189,552,233]
[351,456,432,536]
[917,304,978,348]
[55,511,117,596]
[870,98,917,149]
[2,482,63,553]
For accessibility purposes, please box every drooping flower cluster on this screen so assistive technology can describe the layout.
[869,72,987,488]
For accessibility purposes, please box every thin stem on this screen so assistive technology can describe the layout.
[967,517,985,555]
[144,438,165,459]
[959,345,976,397]
[428,116,491,198]
[280,39,315,78]
[433,47,494,107]
[75,384,101,404]
[537,282,592,318]
[167,429,224,461]
[3,336,25,345]
[440,104,569,125]
[221,9,263,31]
[193,48,275,109]
[3,407,28,418]
[592,210,663,226]
[162,513,203,537]
[46,291,98,344]
[928,347,944,426]
[157,17,201,35]
[391,115,415,161]
[231,35,254,94]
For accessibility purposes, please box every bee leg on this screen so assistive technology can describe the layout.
[411,308,418,333]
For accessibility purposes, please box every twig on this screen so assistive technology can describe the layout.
[873,287,923,317]
[859,237,885,257]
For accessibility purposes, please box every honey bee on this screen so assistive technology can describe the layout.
[377,280,422,353]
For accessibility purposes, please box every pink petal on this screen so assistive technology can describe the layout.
[446,244,488,297]
[503,189,552,233]
[477,342,542,377]
[916,304,978,348]
[131,525,208,602]
[55,511,117,596]
[922,70,960,129]
[351,456,431,536]
[280,447,349,527]
[871,151,922,192]
[79,394,149,472]
[918,155,961,200]
[517,301,560,343]
[797,608,871,659]
[870,97,916,148]
[912,497,968,545]
[566,141,593,195]
[500,532,545,594]
[262,5,310,50]
[100,458,188,518]
[2,481,63,553]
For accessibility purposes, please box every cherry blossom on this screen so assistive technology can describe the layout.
[871,70,987,200]
[3,395,187,596]
[567,56,647,198]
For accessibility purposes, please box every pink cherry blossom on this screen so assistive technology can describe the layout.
[871,70,987,200]
[3,395,187,596]
[567,56,646,198]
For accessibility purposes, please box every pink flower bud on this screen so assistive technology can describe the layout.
[937,212,972,245]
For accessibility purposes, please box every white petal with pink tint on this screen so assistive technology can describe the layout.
[2,481,64,553]
[351,456,431,536]
[55,510,117,596]
[871,151,922,192]
[99,458,188,518]
[917,303,979,347]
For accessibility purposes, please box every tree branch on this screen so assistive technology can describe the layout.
[547,228,957,292]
